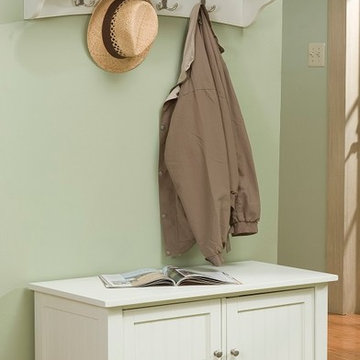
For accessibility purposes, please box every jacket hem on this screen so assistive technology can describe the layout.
[205,253,224,266]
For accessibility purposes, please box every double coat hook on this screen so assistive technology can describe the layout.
[73,0,98,7]
[156,0,178,11]
[156,0,216,12]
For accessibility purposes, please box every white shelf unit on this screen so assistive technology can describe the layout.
[24,0,275,27]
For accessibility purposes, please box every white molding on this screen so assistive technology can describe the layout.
[327,0,360,315]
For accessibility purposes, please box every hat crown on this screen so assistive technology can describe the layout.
[111,0,158,57]
[87,0,158,73]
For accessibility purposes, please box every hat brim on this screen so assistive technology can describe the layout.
[87,0,153,73]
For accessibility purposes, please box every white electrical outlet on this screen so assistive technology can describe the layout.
[308,42,326,67]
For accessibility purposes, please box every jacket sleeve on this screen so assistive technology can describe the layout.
[230,117,261,236]
[225,79,261,236]
[200,7,261,236]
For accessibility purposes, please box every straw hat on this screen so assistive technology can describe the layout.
[87,0,158,73]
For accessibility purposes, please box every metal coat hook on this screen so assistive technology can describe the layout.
[200,0,216,13]
[156,0,179,11]
[73,0,98,7]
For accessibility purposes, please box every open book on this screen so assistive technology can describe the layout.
[99,266,241,288]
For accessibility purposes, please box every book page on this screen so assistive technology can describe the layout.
[176,268,241,285]
[163,266,184,284]
[131,272,174,287]
[100,268,160,288]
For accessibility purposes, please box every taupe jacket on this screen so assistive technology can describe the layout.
[158,4,260,265]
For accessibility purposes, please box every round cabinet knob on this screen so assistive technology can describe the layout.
[214,350,223,358]
[231,349,240,357]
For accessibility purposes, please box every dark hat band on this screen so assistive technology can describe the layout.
[102,0,127,59]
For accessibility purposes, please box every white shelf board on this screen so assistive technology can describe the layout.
[24,0,275,27]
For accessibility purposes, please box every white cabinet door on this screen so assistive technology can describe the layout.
[123,299,222,360]
[226,289,314,360]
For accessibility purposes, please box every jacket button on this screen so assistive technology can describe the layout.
[158,170,163,176]
[160,124,166,131]
[161,213,167,219]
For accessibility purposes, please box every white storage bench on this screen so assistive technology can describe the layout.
[29,261,337,360]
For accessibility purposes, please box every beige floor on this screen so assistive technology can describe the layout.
[328,314,360,360]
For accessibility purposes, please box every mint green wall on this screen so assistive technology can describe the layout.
[278,0,328,271]
[0,2,282,359]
